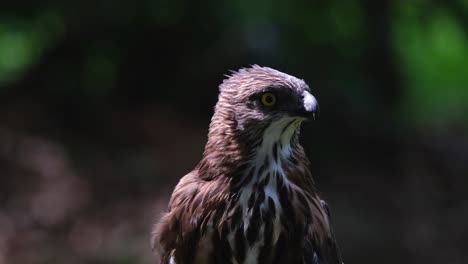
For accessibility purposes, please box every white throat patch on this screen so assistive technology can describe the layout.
[257,117,302,161]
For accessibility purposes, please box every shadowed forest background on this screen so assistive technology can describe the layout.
[1,0,468,263]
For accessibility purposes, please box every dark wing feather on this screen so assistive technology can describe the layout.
[152,171,202,264]
[303,200,343,264]
[152,170,231,264]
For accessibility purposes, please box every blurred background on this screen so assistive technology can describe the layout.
[1,0,467,263]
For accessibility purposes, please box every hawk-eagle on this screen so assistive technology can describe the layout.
[152,66,343,264]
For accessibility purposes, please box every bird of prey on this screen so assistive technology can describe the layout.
[152,65,343,264]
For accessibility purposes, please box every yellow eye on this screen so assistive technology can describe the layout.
[260,93,277,107]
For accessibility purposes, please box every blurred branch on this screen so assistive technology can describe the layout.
[441,0,468,35]
[362,0,403,114]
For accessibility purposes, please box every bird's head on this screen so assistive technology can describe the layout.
[200,65,318,179]
[211,65,318,144]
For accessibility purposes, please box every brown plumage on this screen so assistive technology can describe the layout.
[152,65,343,264]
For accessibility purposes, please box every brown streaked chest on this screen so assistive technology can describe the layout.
[223,121,319,263]
[190,118,326,264]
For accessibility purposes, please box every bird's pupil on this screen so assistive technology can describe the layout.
[265,95,273,103]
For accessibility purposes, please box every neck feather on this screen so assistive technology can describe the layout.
[198,113,312,190]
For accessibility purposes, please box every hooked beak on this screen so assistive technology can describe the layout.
[297,91,319,120]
